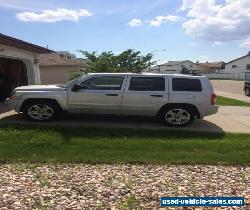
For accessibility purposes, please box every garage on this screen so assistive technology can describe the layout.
[0,57,28,101]
[0,33,52,101]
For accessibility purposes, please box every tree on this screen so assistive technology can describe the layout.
[71,49,156,79]
[180,66,191,74]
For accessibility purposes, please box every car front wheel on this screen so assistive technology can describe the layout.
[160,106,195,127]
[23,101,59,122]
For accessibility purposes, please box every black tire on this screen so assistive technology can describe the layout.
[23,100,60,122]
[159,105,195,127]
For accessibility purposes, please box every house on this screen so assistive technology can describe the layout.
[39,52,84,84]
[0,33,52,101]
[224,52,250,80]
[144,60,199,74]
[197,62,225,74]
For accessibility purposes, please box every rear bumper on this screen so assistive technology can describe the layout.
[204,105,219,117]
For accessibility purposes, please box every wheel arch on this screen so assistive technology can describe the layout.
[157,103,201,119]
[20,98,63,112]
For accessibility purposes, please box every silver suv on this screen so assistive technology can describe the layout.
[7,73,218,127]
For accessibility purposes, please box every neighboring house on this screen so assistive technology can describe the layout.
[39,52,84,84]
[197,62,225,74]
[0,33,52,101]
[224,52,250,80]
[144,60,198,74]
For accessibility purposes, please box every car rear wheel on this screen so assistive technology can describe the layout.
[23,101,59,121]
[160,106,195,127]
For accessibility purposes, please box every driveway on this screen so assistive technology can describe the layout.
[211,80,250,102]
[1,102,250,133]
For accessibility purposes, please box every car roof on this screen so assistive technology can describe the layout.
[87,72,206,78]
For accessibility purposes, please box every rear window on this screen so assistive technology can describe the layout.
[172,78,202,92]
[129,77,165,91]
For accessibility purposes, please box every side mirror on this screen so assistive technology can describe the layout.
[71,84,81,92]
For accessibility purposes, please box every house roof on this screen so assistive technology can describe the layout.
[160,60,194,66]
[226,53,250,65]
[198,62,222,68]
[38,53,84,66]
[0,33,53,53]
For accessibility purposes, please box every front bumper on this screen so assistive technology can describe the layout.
[5,98,23,112]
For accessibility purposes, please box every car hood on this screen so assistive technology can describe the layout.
[15,85,65,91]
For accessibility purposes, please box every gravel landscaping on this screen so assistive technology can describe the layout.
[0,164,249,209]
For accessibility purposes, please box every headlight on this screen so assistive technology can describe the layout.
[9,90,16,99]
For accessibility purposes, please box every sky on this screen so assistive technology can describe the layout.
[0,0,250,64]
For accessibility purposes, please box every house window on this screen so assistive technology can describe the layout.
[232,65,237,69]
[246,64,250,70]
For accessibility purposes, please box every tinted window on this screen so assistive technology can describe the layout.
[129,77,165,91]
[80,76,124,90]
[172,78,202,92]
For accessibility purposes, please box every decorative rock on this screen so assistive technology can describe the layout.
[0,164,248,209]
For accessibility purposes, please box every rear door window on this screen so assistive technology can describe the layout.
[172,78,202,92]
[129,77,165,91]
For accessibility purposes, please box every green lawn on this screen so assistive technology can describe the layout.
[217,96,250,107]
[0,124,249,165]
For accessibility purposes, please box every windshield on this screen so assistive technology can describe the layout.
[59,74,88,88]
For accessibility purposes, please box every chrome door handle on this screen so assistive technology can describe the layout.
[150,94,163,97]
[105,94,119,96]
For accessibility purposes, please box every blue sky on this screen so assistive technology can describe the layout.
[0,0,250,64]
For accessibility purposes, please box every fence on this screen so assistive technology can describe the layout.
[202,72,248,80]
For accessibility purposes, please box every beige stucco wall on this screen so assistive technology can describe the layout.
[197,65,210,74]
[40,65,81,84]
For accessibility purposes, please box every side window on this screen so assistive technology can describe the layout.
[172,78,202,92]
[80,76,124,90]
[232,65,237,69]
[129,77,165,91]
[246,64,250,70]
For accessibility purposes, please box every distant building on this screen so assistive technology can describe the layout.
[39,52,85,84]
[224,52,250,80]
[197,62,225,74]
[144,60,199,74]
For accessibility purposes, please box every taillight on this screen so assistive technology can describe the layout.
[211,93,216,105]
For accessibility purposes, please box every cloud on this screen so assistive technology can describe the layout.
[240,38,250,48]
[146,15,183,26]
[17,8,92,22]
[181,0,250,43]
[213,41,223,46]
[180,0,196,10]
[127,18,142,27]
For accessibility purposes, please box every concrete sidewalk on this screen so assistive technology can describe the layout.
[211,80,250,102]
[1,104,250,133]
